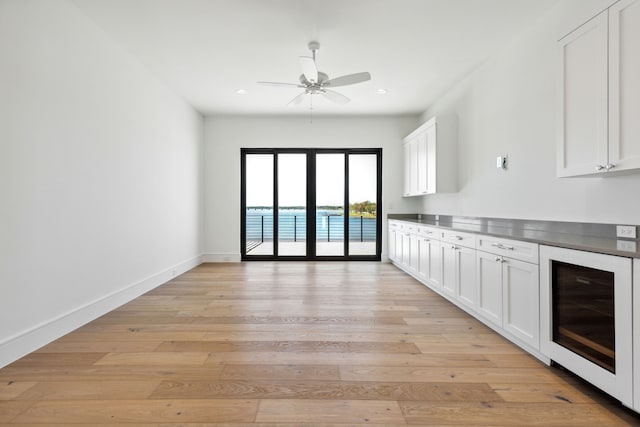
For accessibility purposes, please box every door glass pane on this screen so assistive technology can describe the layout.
[278,153,307,256]
[348,154,377,255]
[245,154,273,255]
[552,261,615,373]
[316,153,344,256]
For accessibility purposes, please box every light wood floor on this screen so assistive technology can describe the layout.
[1,262,639,426]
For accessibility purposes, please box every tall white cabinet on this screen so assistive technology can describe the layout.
[403,117,457,196]
[558,0,640,177]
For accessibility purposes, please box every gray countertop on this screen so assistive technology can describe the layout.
[388,214,640,258]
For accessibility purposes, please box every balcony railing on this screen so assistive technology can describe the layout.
[246,212,376,254]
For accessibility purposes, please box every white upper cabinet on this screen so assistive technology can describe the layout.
[558,0,640,177]
[403,117,457,195]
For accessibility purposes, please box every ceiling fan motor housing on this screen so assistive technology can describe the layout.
[299,71,329,86]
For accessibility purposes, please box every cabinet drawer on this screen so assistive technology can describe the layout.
[440,230,476,248]
[476,235,539,264]
[418,225,439,239]
[400,222,417,233]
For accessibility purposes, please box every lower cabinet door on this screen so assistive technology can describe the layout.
[441,244,457,297]
[420,238,442,288]
[401,233,411,267]
[395,231,403,262]
[409,234,420,271]
[476,251,503,327]
[503,258,539,349]
[388,229,397,261]
[456,246,477,311]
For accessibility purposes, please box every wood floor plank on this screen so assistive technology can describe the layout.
[490,382,601,404]
[35,340,162,353]
[13,380,160,400]
[0,381,37,399]
[0,401,35,423]
[204,351,497,367]
[156,340,420,354]
[184,316,407,325]
[415,341,524,354]
[5,353,107,368]
[256,399,406,424]
[339,366,566,384]
[12,399,259,424]
[198,331,447,343]
[398,401,631,426]
[220,364,340,380]
[0,365,224,382]
[150,379,502,402]
[94,352,209,366]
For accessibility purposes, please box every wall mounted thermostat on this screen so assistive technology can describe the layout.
[497,155,508,170]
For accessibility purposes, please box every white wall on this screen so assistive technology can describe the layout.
[0,0,203,367]
[418,1,640,225]
[204,115,419,260]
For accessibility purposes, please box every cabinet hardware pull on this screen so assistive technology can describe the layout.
[495,256,502,262]
[605,163,616,171]
[491,243,514,250]
[452,235,463,240]
[423,239,430,242]
[595,165,605,171]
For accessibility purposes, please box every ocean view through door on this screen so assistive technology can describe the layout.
[241,148,381,261]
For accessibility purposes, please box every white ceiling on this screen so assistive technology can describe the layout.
[72,0,561,116]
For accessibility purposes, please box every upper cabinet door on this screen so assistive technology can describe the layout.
[425,124,437,194]
[417,131,428,195]
[608,0,640,172]
[403,140,412,196]
[557,11,609,177]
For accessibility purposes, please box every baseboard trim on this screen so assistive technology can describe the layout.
[202,253,241,262]
[0,254,203,369]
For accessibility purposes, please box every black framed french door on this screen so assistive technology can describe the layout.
[241,148,382,261]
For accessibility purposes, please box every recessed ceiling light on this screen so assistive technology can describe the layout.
[236,89,248,95]
[376,88,388,94]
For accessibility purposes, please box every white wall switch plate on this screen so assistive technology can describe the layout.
[616,225,637,239]
[617,240,637,252]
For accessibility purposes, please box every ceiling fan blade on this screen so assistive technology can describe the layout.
[257,81,304,88]
[287,91,307,107]
[299,56,318,83]
[322,89,350,105]
[324,72,371,87]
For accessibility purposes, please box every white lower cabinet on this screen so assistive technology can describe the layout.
[395,229,403,262]
[476,249,540,350]
[401,231,411,268]
[441,243,457,297]
[476,251,504,327]
[409,233,420,272]
[502,257,539,349]
[456,246,477,311]
[441,243,476,311]
[388,224,398,262]
[418,237,441,288]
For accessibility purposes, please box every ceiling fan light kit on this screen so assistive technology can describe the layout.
[257,41,371,108]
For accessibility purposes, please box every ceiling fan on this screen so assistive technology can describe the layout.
[257,41,371,107]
